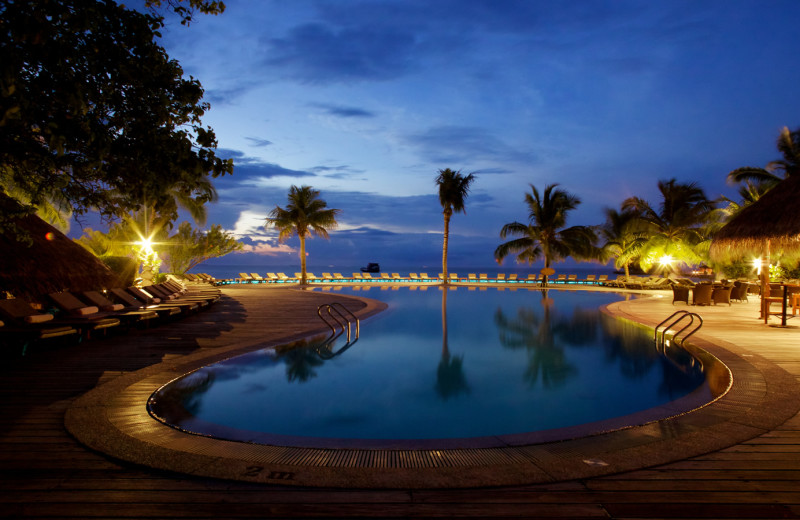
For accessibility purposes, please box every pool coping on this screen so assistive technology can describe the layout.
[65,291,800,489]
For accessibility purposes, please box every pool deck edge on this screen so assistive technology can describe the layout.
[64,287,800,489]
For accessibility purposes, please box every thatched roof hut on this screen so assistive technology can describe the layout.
[0,195,120,303]
[710,174,800,264]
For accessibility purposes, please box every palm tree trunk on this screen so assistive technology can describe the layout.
[442,211,451,285]
[299,235,307,285]
[624,263,630,279]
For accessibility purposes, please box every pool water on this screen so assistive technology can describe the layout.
[149,287,706,444]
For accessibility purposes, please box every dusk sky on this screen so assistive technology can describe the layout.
[92,1,800,269]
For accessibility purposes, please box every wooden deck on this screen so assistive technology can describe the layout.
[1,284,800,519]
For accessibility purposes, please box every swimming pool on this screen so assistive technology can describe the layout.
[148,287,708,447]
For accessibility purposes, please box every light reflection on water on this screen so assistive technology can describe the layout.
[150,287,705,440]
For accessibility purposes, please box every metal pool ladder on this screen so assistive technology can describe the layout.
[316,303,360,356]
[654,310,703,349]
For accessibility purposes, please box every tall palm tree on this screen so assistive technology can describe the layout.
[622,179,714,271]
[494,184,597,285]
[727,126,800,188]
[266,185,340,285]
[599,207,648,279]
[435,168,476,284]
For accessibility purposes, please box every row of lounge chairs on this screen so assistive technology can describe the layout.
[222,271,657,285]
[0,279,220,355]
[215,272,683,291]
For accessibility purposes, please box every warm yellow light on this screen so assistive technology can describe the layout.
[659,255,673,267]
[753,257,762,272]
[137,237,153,250]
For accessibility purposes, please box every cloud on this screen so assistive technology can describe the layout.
[308,165,366,180]
[245,137,273,147]
[310,103,376,118]
[203,85,253,106]
[404,126,536,165]
[262,23,418,84]
[237,241,295,256]
[215,149,317,181]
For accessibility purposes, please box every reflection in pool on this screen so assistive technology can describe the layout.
[149,287,707,443]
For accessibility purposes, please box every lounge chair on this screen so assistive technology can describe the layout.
[238,273,255,283]
[352,272,364,281]
[321,272,334,281]
[0,299,79,354]
[555,274,567,284]
[597,274,609,285]
[107,288,182,318]
[249,273,266,283]
[409,273,420,281]
[507,274,518,282]
[450,273,459,282]
[266,272,279,282]
[468,273,478,282]
[391,273,403,281]
[623,277,644,290]
[642,277,671,290]
[155,281,219,305]
[420,273,431,281]
[479,273,489,282]
[381,273,392,281]
[692,283,713,306]
[125,287,200,313]
[334,273,346,281]
[526,274,539,283]
[583,274,596,285]
[567,274,577,284]
[41,292,122,336]
[276,273,294,282]
[66,291,159,325]
[495,273,506,283]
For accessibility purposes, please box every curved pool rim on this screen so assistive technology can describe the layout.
[63,290,798,488]
[144,306,726,450]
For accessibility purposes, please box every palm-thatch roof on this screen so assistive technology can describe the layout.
[710,174,800,263]
[0,194,120,303]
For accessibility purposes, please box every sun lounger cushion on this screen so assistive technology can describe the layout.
[24,313,53,324]
[74,306,100,316]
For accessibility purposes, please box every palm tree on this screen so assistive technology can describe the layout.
[494,184,597,285]
[599,207,648,279]
[435,288,469,400]
[727,126,800,188]
[435,168,476,284]
[622,179,715,271]
[266,185,340,285]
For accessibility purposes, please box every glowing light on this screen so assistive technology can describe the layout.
[44,232,55,241]
[659,255,673,267]
[753,257,762,275]
[137,237,153,251]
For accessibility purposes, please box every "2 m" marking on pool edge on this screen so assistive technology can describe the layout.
[242,466,295,481]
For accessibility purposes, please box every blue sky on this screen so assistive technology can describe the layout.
[101,1,800,269]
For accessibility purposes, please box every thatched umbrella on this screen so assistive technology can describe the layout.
[0,195,119,303]
[711,174,800,318]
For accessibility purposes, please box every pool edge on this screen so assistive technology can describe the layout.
[64,292,800,489]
